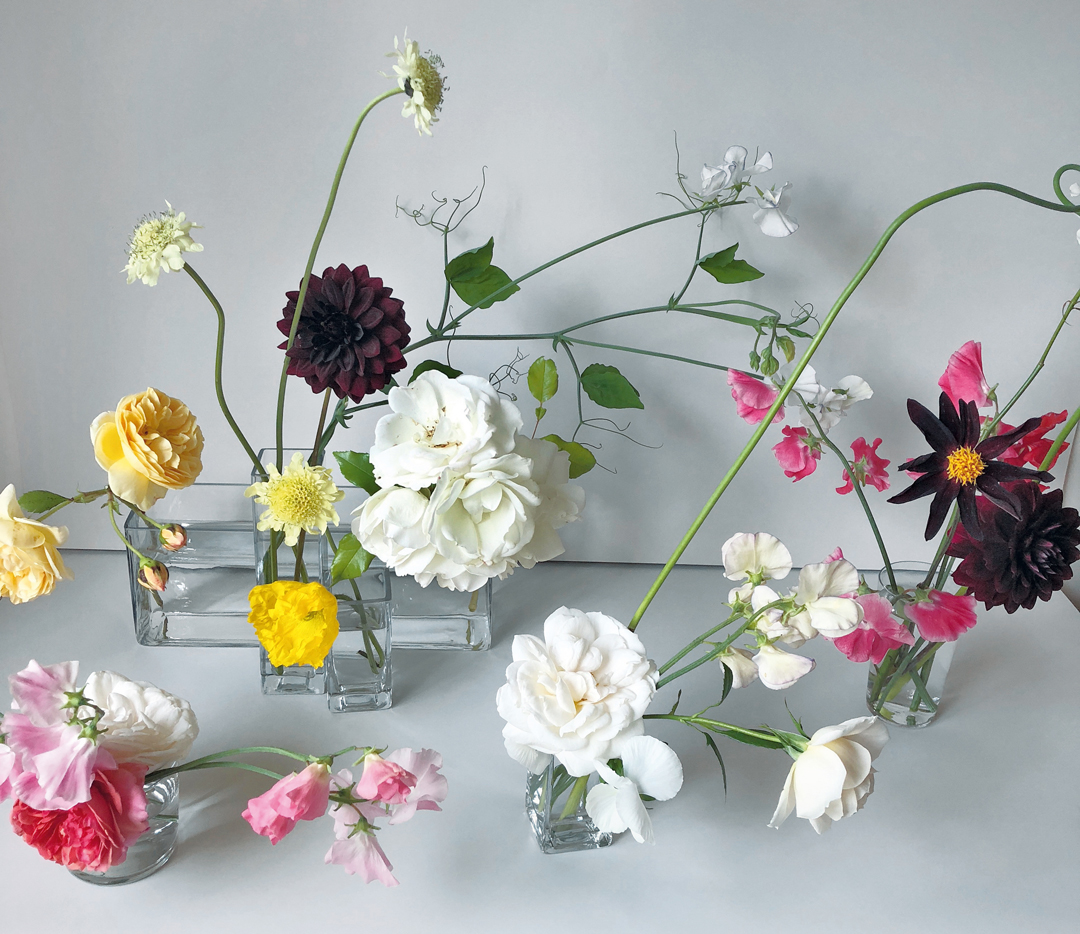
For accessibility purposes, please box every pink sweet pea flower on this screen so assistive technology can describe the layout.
[822,547,844,564]
[772,426,820,481]
[938,340,993,409]
[832,592,916,664]
[324,822,399,886]
[907,590,978,642]
[355,753,416,805]
[243,762,332,844]
[9,660,79,727]
[727,370,784,425]
[996,411,1069,471]
[382,748,447,825]
[5,713,115,810]
[0,743,15,802]
[836,437,890,495]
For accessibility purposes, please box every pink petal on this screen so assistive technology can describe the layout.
[727,370,784,425]
[938,341,992,409]
[908,590,978,642]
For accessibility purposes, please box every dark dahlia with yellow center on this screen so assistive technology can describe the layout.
[947,483,1080,612]
[277,264,410,403]
[887,392,1050,540]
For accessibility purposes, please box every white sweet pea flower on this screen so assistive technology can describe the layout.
[722,531,792,584]
[752,643,816,690]
[752,183,799,237]
[701,145,773,200]
[800,376,874,432]
[751,585,816,647]
[82,670,199,769]
[718,647,759,689]
[585,735,683,844]
[789,559,862,639]
[769,716,889,833]
[497,607,656,777]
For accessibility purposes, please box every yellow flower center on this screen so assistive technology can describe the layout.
[130,217,177,257]
[946,446,985,485]
[409,55,444,111]
[266,473,330,527]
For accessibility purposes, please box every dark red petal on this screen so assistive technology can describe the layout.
[925,481,960,540]
[888,471,944,505]
[977,416,1043,459]
[908,398,957,453]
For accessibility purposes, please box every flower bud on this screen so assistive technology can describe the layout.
[159,524,188,551]
[137,560,169,592]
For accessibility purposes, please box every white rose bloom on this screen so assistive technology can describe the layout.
[83,670,198,769]
[769,716,889,834]
[789,559,863,639]
[753,644,816,690]
[497,607,657,777]
[508,435,584,568]
[370,372,522,490]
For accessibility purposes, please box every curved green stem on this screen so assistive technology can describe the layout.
[627,170,1080,632]
[1041,404,1080,471]
[644,712,784,747]
[274,86,405,471]
[671,215,708,305]
[184,264,265,478]
[658,612,738,674]
[147,760,286,782]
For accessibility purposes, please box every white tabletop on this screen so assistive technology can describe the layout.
[1,552,1076,933]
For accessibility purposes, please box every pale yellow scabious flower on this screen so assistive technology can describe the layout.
[123,202,203,286]
[0,484,73,604]
[387,32,446,136]
[245,452,342,547]
[248,580,339,668]
[91,388,204,511]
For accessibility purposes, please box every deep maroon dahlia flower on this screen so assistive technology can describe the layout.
[277,264,410,403]
[887,393,1050,540]
[947,483,1080,613]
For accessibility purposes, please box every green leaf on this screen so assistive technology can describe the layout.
[580,363,644,410]
[715,728,784,750]
[330,533,373,584]
[445,237,520,309]
[720,663,734,704]
[333,452,378,495]
[787,328,811,338]
[17,490,69,514]
[776,336,796,363]
[527,356,559,404]
[699,242,765,284]
[534,406,547,422]
[409,359,463,383]
[702,731,728,795]
[542,434,597,478]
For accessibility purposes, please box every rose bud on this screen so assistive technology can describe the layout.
[159,524,188,552]
[137,560,169,592]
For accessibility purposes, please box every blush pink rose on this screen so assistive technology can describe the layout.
[355,754,416,805]
[907,590,978,642]
[727,370,784,425]
[772,426,820,481]
[10,763,148,872]
[382,748,447,825]
[938,340,992,409]
[836,437,890,495]
[243,762,331,844]
[832,592,916,664]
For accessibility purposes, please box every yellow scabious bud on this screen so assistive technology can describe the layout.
[248,580,339,669]
[91,388,204,511]
[0,484,74,604]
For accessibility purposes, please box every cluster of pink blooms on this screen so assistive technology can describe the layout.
[243,747,447,886]
[0,662,150,873]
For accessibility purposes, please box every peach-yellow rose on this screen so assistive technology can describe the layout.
[91,388,204,510]
[0,484,73,604]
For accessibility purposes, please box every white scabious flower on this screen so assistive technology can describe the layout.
[123,202,203,285]
[387,32,446,136]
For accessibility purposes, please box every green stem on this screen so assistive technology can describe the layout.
[644,713,784,747]
[671,216,708,305]
[1041,404,1080,471]
[274,87,405,471]
[658,613,738,674]
[184,264,265,478]
[33,488,109,522]
[148,760,285,782]
[558,775,589,819]
[342,399,391,418]
[656,617,757,688]
[627,170,1080,632]
[106,496,149,562]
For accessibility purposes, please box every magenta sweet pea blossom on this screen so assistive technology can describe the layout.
[907,590,978,642]
[832,592,916,664]
[836,437,890,495]
[242,762,331,844]
[938,340,993,409]
[773,426,820,481]
[727,370,784,425]
[354,753,416,805]
[382,748,447,825]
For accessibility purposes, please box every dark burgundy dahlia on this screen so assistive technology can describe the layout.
[887,393,1051,540]
[947,483,1080,613]
[277,264,410,402]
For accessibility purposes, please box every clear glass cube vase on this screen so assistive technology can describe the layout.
[525,760,612,854]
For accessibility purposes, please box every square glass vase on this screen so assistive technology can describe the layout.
[125,484,257,647]
[526,760,612,854]
[390,574,492,651]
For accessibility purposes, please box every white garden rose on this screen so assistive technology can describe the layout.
[509,435,584,568]
[370,372,522,490]
[497,607,656,777]
[768,716,889,833]
[82,670,199,769]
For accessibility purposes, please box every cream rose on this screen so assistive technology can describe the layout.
[91,388,204,510]
[0,485,73,605]
[82,670,199,769]
[508,435,584,568]
[497,607,657,777]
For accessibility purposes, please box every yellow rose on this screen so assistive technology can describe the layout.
[91,388,204,510]
[0,484,73,604]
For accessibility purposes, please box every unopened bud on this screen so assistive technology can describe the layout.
[159,524,188,552]
[137,560,169,592]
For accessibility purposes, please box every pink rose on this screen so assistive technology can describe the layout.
[355,753,416,805]
[243,762,331,845]
[382,748,447,825]
[836,437,890,495]
[727,370,784,425]
[938,340,992,409]
[832,592,916,664]
[772,426,820,481]
[907,590,978,642]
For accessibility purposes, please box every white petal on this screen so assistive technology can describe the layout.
[754,644,816,690]
[823,737,872,789]
[503,737,553,773]
[617,780,654,844]
[767,764,796,829]
[790,745,847,819]
[620,735,683,801]
[585,783,627,833]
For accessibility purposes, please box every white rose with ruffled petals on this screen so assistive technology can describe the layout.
[497,607,656,777]
[83,670,198,769]
[506,435,584,569]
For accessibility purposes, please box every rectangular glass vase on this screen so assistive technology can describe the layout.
[390,574,492,651]
[125,484,258,647]
[526,761,612,854]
